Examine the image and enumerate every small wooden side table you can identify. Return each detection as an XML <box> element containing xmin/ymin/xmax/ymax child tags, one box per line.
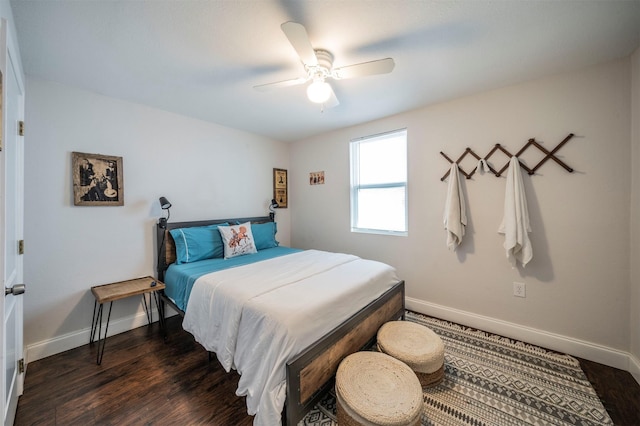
<box><xmin>90</xmin><ymin>276</ymin><xmax>166</xmax><ymax>365</ymax></box>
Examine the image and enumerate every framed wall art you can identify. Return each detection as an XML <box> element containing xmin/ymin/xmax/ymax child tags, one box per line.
<box><xmin>310</xmin><ymin>171</ymin><xmax>324</xmax><ymax>185</ymax></box>
<box><xmin>273</xmin><ymin>168</ymin><xmax>288</xmax><ymax>208</ymax></box>
<box><xmin>72</xmin><ymin>152</ymin><xmax>124</xmax><ymax>206</ymax></box>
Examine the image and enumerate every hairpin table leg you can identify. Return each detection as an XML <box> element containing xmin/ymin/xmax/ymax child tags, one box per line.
<box><xmin>152</xmin><ymin>291</ymin><xmax>167</xmax><ymax>340</ymax></box>
<box><xmin>90</xmin><ymin>301</ymin><xmax>113</xmax><ymax>365</ymax></box>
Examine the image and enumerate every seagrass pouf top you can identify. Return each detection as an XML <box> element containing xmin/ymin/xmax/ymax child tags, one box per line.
<box><xmin>377</xmin><ymin>320</ymin><xmax>445</xmax><ymax>387</ymax></box>
<box><xmin>335</xmin><ymin>351</ymin><xmax>423</xmax><ymax>426</ymax></box>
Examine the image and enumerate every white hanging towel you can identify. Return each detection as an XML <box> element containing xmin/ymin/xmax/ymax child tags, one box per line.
<box><xmin>443</xmin><ymin>163</ymin><xmax>467</xmax><ymax>251</ymax></box>
<box><xmin>498</xmin><ymin>156</ymin><xmax>532</xmax><ymax>267</ymax></box>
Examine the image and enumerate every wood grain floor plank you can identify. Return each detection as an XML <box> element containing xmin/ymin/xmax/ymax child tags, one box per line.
<box><xmin>578</xmin><ymin>357</ymin><xmax>640</xmax><ymax>425</ymax></box>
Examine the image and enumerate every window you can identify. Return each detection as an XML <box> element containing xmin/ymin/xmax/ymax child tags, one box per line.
<box><xmin>350</xmin><ymin>129</ymin><xmax>407</xmax><ymax>235</ymax></box>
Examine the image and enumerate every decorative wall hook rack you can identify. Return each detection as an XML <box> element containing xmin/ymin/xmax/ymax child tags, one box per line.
<box><xmin>440</xmin><ymin>133</ymin><xmax>575</xmax><ymax>181</ymax></box>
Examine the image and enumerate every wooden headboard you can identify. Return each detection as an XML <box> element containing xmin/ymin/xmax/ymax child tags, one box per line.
<box><xmin>155</xmin><ymin>216</ymin><xmax>273</xmax><ymax>282</ymax></box>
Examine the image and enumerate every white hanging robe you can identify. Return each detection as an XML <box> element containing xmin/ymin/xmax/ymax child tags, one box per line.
<box><xmin>498</xmin><ymin>156</ymin><xmax>532</xmax><ymax>267</ymax></box>
<box><xmin>443</xmin><ymin>163</ymin><xmax>467</xmax><ymax>251</ymax></box>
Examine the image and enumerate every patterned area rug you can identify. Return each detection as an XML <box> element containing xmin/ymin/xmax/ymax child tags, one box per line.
<box><xmin>299</xmin><ymin>311</ymin><xmax>612</xmax><ymax>426</ymax></box>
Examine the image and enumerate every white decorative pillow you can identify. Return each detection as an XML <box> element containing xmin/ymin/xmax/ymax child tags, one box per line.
<box><xmin>218</xmin><ymin>222</ymin><xmax>258</xmax><ymax>259</ymax></box>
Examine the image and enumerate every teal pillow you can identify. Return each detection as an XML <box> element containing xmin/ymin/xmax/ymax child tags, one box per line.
<box><xmin>169</xmin><ymin>223</ymin><xmax>227</xmax><ymax>264</ymax></box>
<box><xmin>251</xmin><ymin>222</ymin><xmax>279</xmax><ymax>250</ymax></box>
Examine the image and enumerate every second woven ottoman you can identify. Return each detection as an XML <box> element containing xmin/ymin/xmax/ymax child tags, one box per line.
<box><xmin>335</xmin><ymin>351</ymin><xmax>423</xmax><ymax>426</ymax></box>
<box><xmin>377</xmin><ymin>320</ymin><xmax>445</xmax><ymax>387</ymax></box>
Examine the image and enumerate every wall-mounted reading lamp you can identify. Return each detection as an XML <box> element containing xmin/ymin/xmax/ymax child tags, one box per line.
<box><xmin>269</xmin><ymin>198</ymin><xmax>279</xmax><ymax>221</ymax></box>
<box><xmin>158</xmin><ymin>196</ymin><xmax>171</xmax><ymax>229</ymax></box>
<box><xmin>157</xmin><ymin>196</ymin><xmax>172</xmax><ymax>273</ymax></box>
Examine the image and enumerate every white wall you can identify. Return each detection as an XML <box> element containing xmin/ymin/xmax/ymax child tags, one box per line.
<box><xmin>23</xmin><ymin>79</ymin><xmax>290</xmax><ymax>361</ymax></box>
<box><xmin>290</xmin><ymin>58</ymin><xmax>633</xmax><ymax>369</ymax></box>
<box><xmin>631</xmin><ymin>46</ymin><xmax>640</xmax><ymax>381</ymax></box>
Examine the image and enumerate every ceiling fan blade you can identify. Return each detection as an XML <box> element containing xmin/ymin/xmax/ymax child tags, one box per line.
<box><xmin>323</xmin><ymin>84</ymin><xmax>340</xmax><ymax>109</ymax></box>
<box><xmin>253</xmin><ymin>76</ymin><xmax>308</xmax><ymax>92</ymax></box>
<box><xmin>332</xmin><ymin>58</ymin><xmax>395</xmax><ymax>80</ymax></box>
<box><xmin>281</xmin><ymin>21</ymin><xmax>318</xmax><ymax>66</ymax></box>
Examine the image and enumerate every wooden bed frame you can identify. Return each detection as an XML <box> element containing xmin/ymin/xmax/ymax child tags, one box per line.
<box><xmin>155</xmin><ymin>216</ymin><xmax>405</xmax><ymax>426</ymax></box>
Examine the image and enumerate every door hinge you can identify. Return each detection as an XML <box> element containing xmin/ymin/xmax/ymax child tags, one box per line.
<box><xmin>18</xmin><ymin>359</ymin><xmax>24</xmax><ymax>374</ymax></box>
<box><xmin>18</xmin><ymin>121</ymin><xmax>24</xmax><ymax>136</ymax></box>
<box><xmin>18</xmin><ymin>240</ymin><xmax>24</xmax><ymax>255</ymax></box>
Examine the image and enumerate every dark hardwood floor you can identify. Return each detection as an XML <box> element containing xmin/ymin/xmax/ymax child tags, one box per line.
<box><xmin>578</xmin><ymin>357</ymin><xmax>640</xmax><ymax>426</ymax></box>
<box><xmin>15</xmin><ymin>315</ymin><xmax>640</xmax><ymax>425</ymax></box>
<box><xmin>16</xmin><ymin>316</ymin><xmax>253</xmax><ymax>426</ymax></box>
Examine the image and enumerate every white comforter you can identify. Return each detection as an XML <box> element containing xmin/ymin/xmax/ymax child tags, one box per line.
<box><xmin>182</xmin><ymin>249</ymin><xmax>399</xmax><ymax>426</ymax></box>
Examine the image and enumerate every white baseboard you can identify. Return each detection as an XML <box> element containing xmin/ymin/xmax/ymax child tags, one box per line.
<box><xmin>406</xmin><ymin>297</ymin><xmax>638</xmax><ymax>383</ymax></box>
<box><xmin>630</xmin><ymin>353</ymin><xmax>640</xmax><ymax>384</ymax></box>
<box><xmin>25</xmin><ymin>307</ymin><xmax>176</xmax><ymax>364</ymax></box>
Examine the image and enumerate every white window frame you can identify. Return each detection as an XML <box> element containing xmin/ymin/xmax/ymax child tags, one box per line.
<box><xmin>350</xmin><ymin>129</ymin><xmax>408</xmax><ymax>236</ymax></box>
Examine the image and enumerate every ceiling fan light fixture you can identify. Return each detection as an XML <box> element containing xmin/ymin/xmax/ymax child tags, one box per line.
<box><xmin>254</xmin><ymin>22</ymin><xmax>394</xmax><ymax>110</ymax></box>
<box><xmin>307</xmin><ymin>79</ymin><xmax>331</xmax><ymax>104</ymax></box>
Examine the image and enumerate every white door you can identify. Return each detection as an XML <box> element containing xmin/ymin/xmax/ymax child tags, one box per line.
<box><xmin>0</xmin><ymin>19</ymin><xmax>25</xmax><ymax>426</ymax></box>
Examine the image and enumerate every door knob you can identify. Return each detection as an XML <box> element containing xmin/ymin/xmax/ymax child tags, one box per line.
<box><xmin>5</xmin><ymin>284</ymin><xmax>25</xmax><ymax>296</ymax></box>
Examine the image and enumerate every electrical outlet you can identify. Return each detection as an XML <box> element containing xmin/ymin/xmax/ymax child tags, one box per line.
<box><xmin>513</xmin><ymin>282</ymin><xmax>526</xmax><ymax>298</ymax></box>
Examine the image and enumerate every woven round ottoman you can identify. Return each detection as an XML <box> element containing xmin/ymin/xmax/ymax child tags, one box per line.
<box><xmin>377</xmin><ymin>321</ymin><xmax>445</xmax><ymax>387</ymax></box>
<box><xmin>335</xmin><ymin>351</ymin><xmax>423</xmax><ymax>426</ymax></box>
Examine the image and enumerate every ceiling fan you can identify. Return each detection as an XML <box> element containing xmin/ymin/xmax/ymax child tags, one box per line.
<box><xmin>254</xmin><ymin>21</ymin><xmax>395</xmax><ymax>108</ymax></box>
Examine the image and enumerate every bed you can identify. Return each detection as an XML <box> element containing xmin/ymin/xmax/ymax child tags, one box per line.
<box><xmin>156</xmin><ymin>216</ymin><xmax>405</xmax><ymax>426</ymax></box>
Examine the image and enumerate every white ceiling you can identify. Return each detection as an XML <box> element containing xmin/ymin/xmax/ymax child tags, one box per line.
<box><xmin>10</xmin><ymin>0</ymin><xmax>640</xmax><ymax>142</ymax></box>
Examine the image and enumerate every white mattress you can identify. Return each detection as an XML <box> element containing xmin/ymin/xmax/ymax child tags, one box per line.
<box><xmin>182</xmin><ymin>249</ymin><xmax>399</xmax><ymax>426</ymax></box>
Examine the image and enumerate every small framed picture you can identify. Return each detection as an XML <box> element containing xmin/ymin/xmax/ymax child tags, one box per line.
<box><xmin>273</xmin><ymin>168</ymin><xmax>287</xmax><ymax>208</ymax></box>
<box><xmin>310</xmin><ymin>171</ymin><xmax>325</xmax><ymax>185</ymax></box>
<box><xmin>72</xmin><ymin>152</ymin><xmax>124</xmax><ymax>206</ymax></box>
